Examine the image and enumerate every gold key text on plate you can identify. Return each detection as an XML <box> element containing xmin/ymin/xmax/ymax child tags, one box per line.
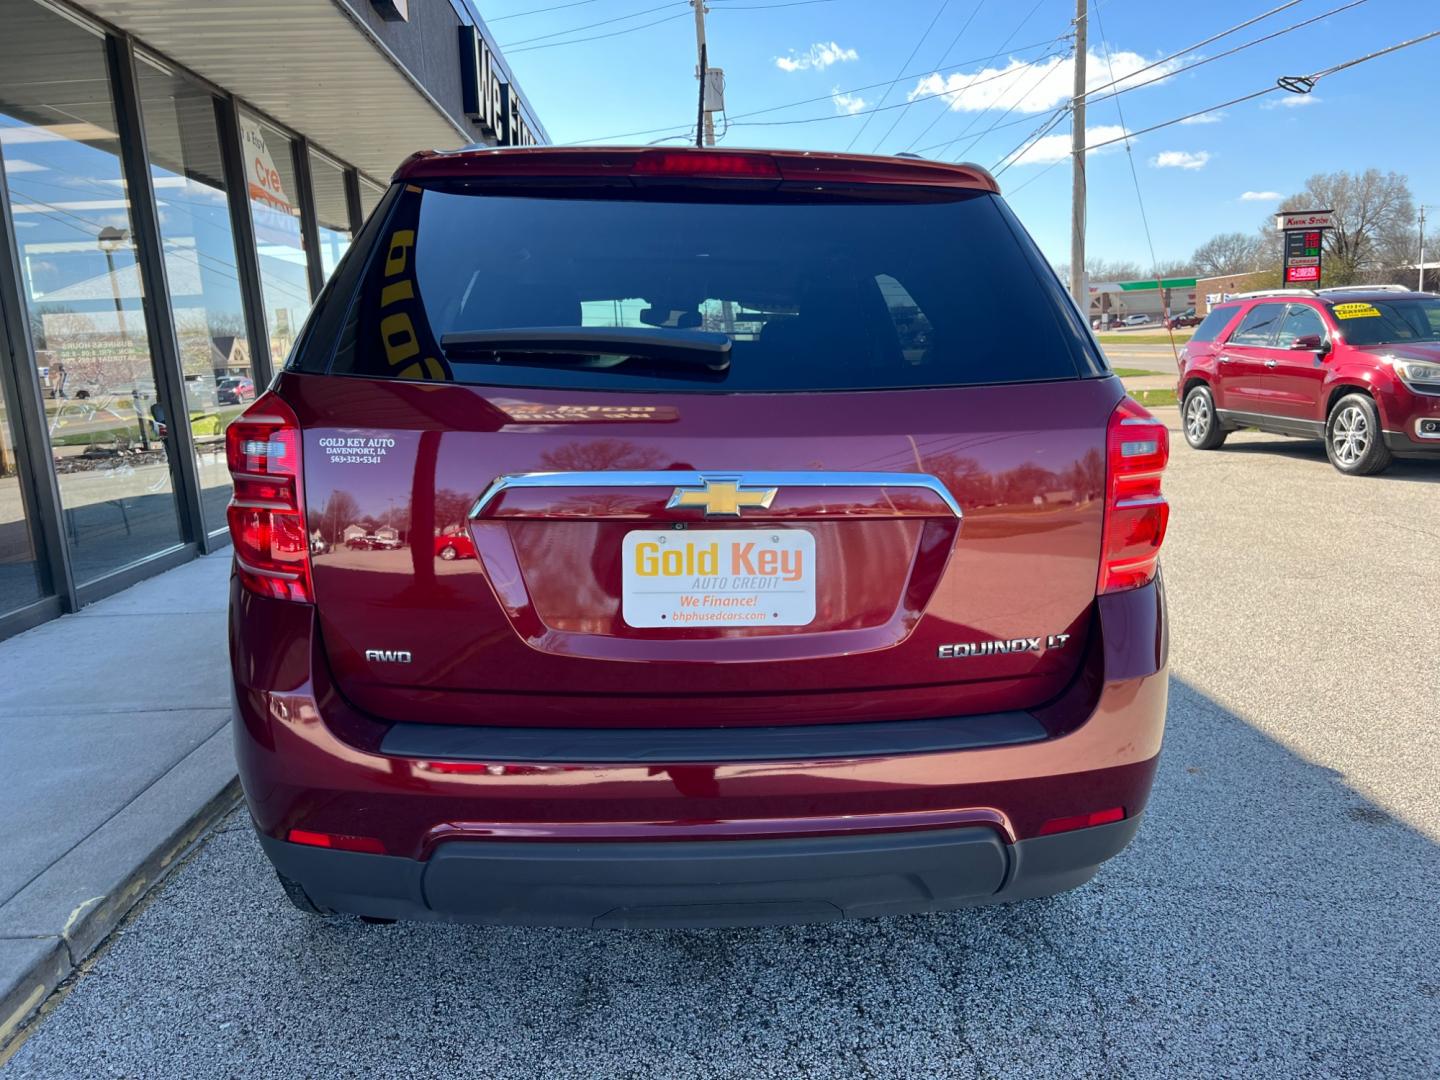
<box><xmin>667</xmin><ymin>479</ymin><xmax>779</xmax><ymax>517</ymax></box>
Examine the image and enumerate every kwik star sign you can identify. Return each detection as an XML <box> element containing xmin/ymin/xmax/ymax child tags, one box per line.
<box><xmin>1277</xmin><ymin>209</ymin><xmax>1333</xmax><ymax>285</ymax></box>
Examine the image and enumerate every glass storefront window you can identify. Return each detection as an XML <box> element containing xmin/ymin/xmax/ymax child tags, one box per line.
<box><xmin>308</xmin><ymin>150</ymin><xmax>352</xmax><ymax>280</ymax></box>
<box><xmin>357</xmin><ymin>177</ymin><xmax>384</xmax><ymax>226</ymax></box>
<box><xmin>0</xmin><ymin>338</ymin><xmax>45</xmax><ymax>615</ymax></box>
<box><xmin>239</xmin><ymin>111</ymin><xmax>311</xmax><ymax>364</ymax></box>
<box><xmin>135</xmin><ymin>55</ymin><xmax>255</xmax><ymax>535</ymax></box>
<box><xmin>1</xmin><ymin>1</ymin><xmax>184</xmax><ymax>585</ymax></box>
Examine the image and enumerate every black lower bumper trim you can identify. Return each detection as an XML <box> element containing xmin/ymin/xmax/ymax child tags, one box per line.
<box><xmin>257</xmin><ymin>814</ymin><xmax>1142</xmax><ymax>928</ymax></box>
<box><xmin>379</xmin><ymin>710</ymin><xmax>1048</xmax><ymax>765</ymax></box>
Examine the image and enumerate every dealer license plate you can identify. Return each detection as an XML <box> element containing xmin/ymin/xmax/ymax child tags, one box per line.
<box><xmin>621</xmin><ymin>529</ymin><xmax>816</xmax><ymax>628</ymax></box>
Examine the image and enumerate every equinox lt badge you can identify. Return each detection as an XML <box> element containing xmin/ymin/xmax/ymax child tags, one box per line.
<box><xmin>938</xmin><ymin>634</ymin><xmax>1070</xmax><ymax>659</ymax></box>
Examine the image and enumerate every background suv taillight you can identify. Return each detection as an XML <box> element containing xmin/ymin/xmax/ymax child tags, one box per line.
<box><xmin>225</xmin><ymin>392</ymin><xmax>312</xmax><ymax>602</ymax></box>
<box><xmin>1099</xmin><ymin>397</ymin><xmax>1170</xmax><ymax>594</ymax></box>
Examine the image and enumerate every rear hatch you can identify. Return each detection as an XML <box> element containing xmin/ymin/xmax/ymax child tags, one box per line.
<box><xmin>287</xmin><ymin>149</ymin><xmax>1118</xmax><ymax>728</ymax></box>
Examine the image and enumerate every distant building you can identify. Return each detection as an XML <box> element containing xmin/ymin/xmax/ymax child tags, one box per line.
<box><xmin>1088</xmin><ymin>278</ymin><xmax>1199</xmax><ymax>326</ymax></box>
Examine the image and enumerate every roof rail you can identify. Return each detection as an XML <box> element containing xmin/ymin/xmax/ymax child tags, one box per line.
<box><xmin>1226</xmin><ymin>288</ymin><xmax>1317</xmax><ymax>300</ymax></box>
<box><xmin>1314</xmin><ymin>284</ymin><xmax>1411</xmax><ymax>294</ymax></box>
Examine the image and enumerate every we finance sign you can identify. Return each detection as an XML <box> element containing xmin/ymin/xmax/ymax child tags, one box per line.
<box><xmin>459</xmin><ymin>25</ymin><xmax>537</xmax><ymax>147</ymax></box>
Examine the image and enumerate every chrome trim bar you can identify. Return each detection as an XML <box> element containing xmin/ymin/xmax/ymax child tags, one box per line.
<box><xmin>470</xmin><ymin>470</ymin><xmax>963</xmax><ymax>519</ymax></box>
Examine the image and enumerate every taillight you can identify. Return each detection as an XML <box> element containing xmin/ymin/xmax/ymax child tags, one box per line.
<box><xmin>1099</xmin><ymin>396</ymin><xmax>1170</xmax><ymax>594</ymax></box>
<box><xmin>226</xmin><ymin>392</ymin><xmax>312</xmax><ymax>602</ymax></box>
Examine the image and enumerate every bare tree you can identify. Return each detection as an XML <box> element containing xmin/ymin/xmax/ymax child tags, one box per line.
<box><xmin>1266</xmin><ymin>170</ymin><xmax>1416</xmax><ymax>284</ymax></box>
<box><xmin>1192</xmin><ymin>232</ymin><xmax>1263</xmax><ymax>277</ymax></box>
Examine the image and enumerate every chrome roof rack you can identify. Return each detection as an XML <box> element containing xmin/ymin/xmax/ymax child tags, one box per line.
<box><xmin>1314</xmin><ymin>284</ymin><xmax>1411</xmax><ymax>294</ymax></box>
<box><xmin>1226</xmin><ymin>288</ymin><xmax>1318</xmax><ymax>300</ymax></box>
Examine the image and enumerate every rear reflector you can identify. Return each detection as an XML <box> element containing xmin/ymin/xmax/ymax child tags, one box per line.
<box><xmin>225</xmin><ymin>392</ymin><xmax>313</xmax><ymax>602</ymax></box>
<box><xmin>1099</xmin><ymin>396</ymin><xmax>1170</xmax><ymax>594</ymax></box>
<box><xmin>1037</xmin><ymin>807</ymin><xmax>1125</xmax><ymax>836</ymax></box>
<box><xmin>632</xmin><ymin>150</ymin><xmax>781</xmax><ymax>179</ymax></box>
<box><xmin>287</xmin><ymin>829</ymin><xmax>386</xmax><ymax>855</ymax></box>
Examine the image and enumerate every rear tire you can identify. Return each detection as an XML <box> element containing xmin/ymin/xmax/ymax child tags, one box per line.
<box><xmin>439</xmin><ymin>544</ymin><xmax>458</xmax><ymax>561</ymax></box>
<box><xmin>1182</xmin><ymin>385</ymin><xmax>1227</xmax><ymax>449</ymax></box>
<box><xmin>276</xmin><ymin>871</ymin><xmax>333</xmax><ymax>916</ymax></box>
<box><xmin>1325</xmin><ymin>393</ymin><xmax>1392</xmax><ymax>475</ymax></box>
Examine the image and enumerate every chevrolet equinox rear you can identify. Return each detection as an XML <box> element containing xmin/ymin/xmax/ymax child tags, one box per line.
<box><xmin>228</xmin><ymin>147</ymin><xmax>1170</xmax><ymax>928</ymax></box>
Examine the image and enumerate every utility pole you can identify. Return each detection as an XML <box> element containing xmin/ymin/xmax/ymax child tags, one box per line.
<box><xmin>691</xmin><ymin>0</ymin><xmax>716</xmax><ymax>147</ymax></box>
<box><xmin>1070</xmin><ymin>0</ymin><xmax>1088</xmax><ymax>314</ymax></box>
<box><xmin>1418</xmin><ymin>205</ymin><xmax>1427</xmax><ymax>292</ymax></box>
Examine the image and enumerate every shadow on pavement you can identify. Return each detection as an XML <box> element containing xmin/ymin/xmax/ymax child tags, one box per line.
<box><xmin>3</xmin><ymin>677</ymin><xmax>1438</xmax><ymax>1079</ymax></box>
<box><xmin>1217</xmin><ymin>435</ymin><xmax>1440</xmax><ymax>484</ymax></box>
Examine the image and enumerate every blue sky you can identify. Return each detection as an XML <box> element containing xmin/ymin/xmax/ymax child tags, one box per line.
<box><xmin>491</xmin><ymin>0</ymin><xmax>1440</xmax><ymax>268</ymax></box>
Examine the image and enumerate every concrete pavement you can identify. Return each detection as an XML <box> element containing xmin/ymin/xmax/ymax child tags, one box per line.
<box><xmin>2</xmin><ymin>424</ymin><xmax>1437</xmax><ymax>1077</ymax></box>
<box><xmin>0</xmin><ymin>552</ymin><xmax>237</xmax><ymax>1045</ymax></box>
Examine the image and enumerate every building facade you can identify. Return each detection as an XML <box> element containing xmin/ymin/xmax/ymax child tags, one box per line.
<box><xmin>0</xmin><ymin>0</ymin><xmax>543</xmax><ymax>640</ymax></box>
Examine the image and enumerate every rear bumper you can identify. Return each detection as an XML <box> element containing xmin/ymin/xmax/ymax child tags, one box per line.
<box><xmin>259</xmin><ymin>814</ymin><xmax>1142</xmax><ymax>927</ymax></box>
<box><xmin>232</xmin><ymin>576</ymin><xmax>1168</xmax><ymax>925</ymax></box>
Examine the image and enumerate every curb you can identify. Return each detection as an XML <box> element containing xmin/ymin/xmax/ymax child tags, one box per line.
<box><xmin>0</xmin><ymin>731</ymin><xmax>240</xmax><ymax>1049</ymax></box>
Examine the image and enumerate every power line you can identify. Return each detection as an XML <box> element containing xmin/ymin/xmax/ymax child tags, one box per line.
<box><xmin>994</xmin><ymin>0</ymin><xmax>1373</xmax><ymax>178</ymax></box>
<box><xmin>991</xmin><ymin>104</ymin><xmax>1069</xmax><ymax>175</ymax></box>
<box><xmin>871</xmin><ymin>0</ymin><xmax>990</xmax><ymax>153</ymax></box>
<box><xmin>499</xmin><ymin>1</ymin><xmax>684</xmax><ymax>47</ymax></box>
<box><xmin>488</xmin><ymin>0</ymin><xmax>602</xmax><ymax>22</ymax></box>
<box><xmin>1002</xmin><ymin>27</ymin><xmax>1440</xmax><ymax>196</ymax></box>
<box><xmin>506</xmin><ymin>9</ymin><xmax>690</xmax><ymax>52</ymax></box>
<box><xmin>725</xmin><ymin>50</ymin><xmax>1069</xmax><ymax>128</ymax></box>
<box><xmin>561</xmin><ymin>38</ymin><xmax>1066</xmax><ymax>143</ymax></box>
<box><xmin>1079</xmin><ymin>0</ymin><xmax>1307</xmax><ymax>100</ymax></box>
<box><xmin>708</xmin><ymin>0</ymin><xmax>846</xmax><ymax>8</ymax></box>
<box><xmin>1085</xmin><ymin>28</ymin><xmax>1440</xmax><ymax>152</ymax></box>
<box><xmin>1092</xmin><ymin>0</ymin><xmax>1175</xmax><ymax>357</ymax></box>
<box><xmin>1080</xmin><ymin>0</ymin><xmax>1369</xmax><ymax>112</ymax></box>
<box><xmin>846</xmin><ymin>0</ymin><xmax>952</xmax><ymax>152</ymax></box>
<box><xmin>901</xmin><ymin>0</ymin><xmax>1053</xmax><ymax>155</ymax></box>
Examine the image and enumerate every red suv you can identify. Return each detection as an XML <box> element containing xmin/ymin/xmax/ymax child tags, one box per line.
<box><xmin>1179</xmin><ymin>286</ymin><xmax>1440</xmax><ymax>474</ymax></box>
<box><xmin>226</xmin><ymin>147</ymin><xmax>1170</xmax><ymax>928</ymax></box>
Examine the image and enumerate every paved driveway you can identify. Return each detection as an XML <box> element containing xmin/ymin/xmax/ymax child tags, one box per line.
<box><xmin>4</xmin><ymin>425</ymin><xmax>1438</xmax><ymax>1079</ymax></box>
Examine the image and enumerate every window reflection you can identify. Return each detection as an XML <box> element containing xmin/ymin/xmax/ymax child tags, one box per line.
<box><xmin>0</xmin><ymin>1</ymin><xmax>183</xmax><ymax>584</ymax></box>
<box><xmin>239</xmin><ymin>111</ymin><xmax>312</xmax><ymax>363</ymax></box>
<box><xmin>0</xmin><ymin>328</ymin><xmax>45</xmax><ymax>615</ymax></box>
<box><xmin>308</xmin><ymin>150</ymin><xmax>352</xmax><ymax>280</ymax></box>
<box><xmin>137</xmin><ymin>54</ymin><xmax>254</xmax><ymax>534</ymax></box>
<box><xmin>357</xmin><ymin>177</ymin><xmax>384</xmax><ymax>228</ymax></box>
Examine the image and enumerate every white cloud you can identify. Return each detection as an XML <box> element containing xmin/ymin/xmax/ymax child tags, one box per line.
<box><xmin>776</xmin><ymin>41</ymin><xmax>858</xmax><ymax>73</ymax></box>
<box><xmin>908</xmin><ymin>49</ymin><xmax>1182</xmax><ymax>115</ymax></box>
<box><xmin>832</xmin><ymin>89</ymin><xmax>867</xmax><ymax>115</ymax></box>
<box><xmin>1263</xmin><ymin>94</ymin><xmax>1320</xmax><ymax>109</ymax></box>
<box><xmin>1179</xmin><ymin>111</ymin><xmax>1223</xmax><ymax>125</ymax></box>
<box><xmin>1150</xmin><ymin>150</ymin><xmax>1210</xmax><ymax>170</ymax></box>
<box><xmin>1007</xmin><ymin>124</ymin><xmax>1131</xmax><ymax>167</ymax></box>
<box><xmin>1240</xmin><ymin>190</ymin><xmax>1283</xmax><ymax>201</ymax></box>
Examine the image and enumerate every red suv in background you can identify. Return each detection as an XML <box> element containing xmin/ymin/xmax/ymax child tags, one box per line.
<box><xmin>226</xmin><ymin>146</ymin><xmax>1170</xmax><ymax>928</ymax></box>
<box><xmin>1178</xmin><ymin>286</ymin><xmax>1440</xmax><ymax>474</ymax></box>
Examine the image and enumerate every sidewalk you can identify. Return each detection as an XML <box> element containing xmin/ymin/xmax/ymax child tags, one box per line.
<box><xmin>0</xmin><ymin>552</ymin><xmax>237</xmax><ymax>1045</ymax></box>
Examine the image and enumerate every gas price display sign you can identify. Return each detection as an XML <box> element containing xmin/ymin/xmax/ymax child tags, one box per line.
<box><xmin>1279</xmin><ymin>211</ymin><xmax>1331</xmax><ymax>285</ymax></box>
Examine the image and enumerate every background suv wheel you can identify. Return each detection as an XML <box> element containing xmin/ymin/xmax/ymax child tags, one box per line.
<box><xmin>1182</xmin><ymin>385</ymin><xmax>1227</xmax><ymax>450</ymax></box>
<box><xmin>1325</xmin><ymin>393</ymin><xmax>1393</xmax><ymax>475</ymax></box>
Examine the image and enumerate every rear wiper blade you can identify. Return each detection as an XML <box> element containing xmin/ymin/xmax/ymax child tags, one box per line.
<box><xmin>439</xmin><ymin>326</ymin><xmax>731</xmax><ymax>373</ymax></box>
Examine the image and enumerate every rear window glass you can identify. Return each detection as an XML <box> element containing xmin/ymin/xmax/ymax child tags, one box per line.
<box><xmin>1190</xmin><ymin>307</ymin><xmax>1235</xmax><ymax>343</ymax></box>
<box><xmin>326</xmin><ymin>187</ymin><xmax>1089</xmax><ymax>392</ymax></box>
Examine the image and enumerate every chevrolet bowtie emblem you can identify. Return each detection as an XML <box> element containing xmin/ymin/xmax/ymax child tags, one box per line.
<box><xmin>667</xmin><ymin>478</ymin><xmax>779</xmax><ymax>517</ymax></box>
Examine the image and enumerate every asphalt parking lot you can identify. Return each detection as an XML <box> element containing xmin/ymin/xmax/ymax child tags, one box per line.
<box><xmin>4</xmin><ymin>417</ymin><xmax>1438</xmax><ymax>1079</ymax></box>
